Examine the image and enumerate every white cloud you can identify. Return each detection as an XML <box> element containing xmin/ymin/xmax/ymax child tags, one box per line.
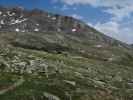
<box><xmin>94</xmin><ymin>21</ymin><xmax>133</xmax><ymax>44</ymax></box>
<box><xmin>71</xmin><ymin>14</ymin><xmax>83</xmax><ymax>20</ymax></box>
<box><xmin>104</xmin><ymin>4</ymin><xmax>133</xmax><ymax>21</ymax></box>
<box><xmin>61</xmin><ymin>5</ymin><xmax>69</xmax><ymax>11</ymax></box>
<box><xmin>56</xmin><ymin>0</ymin><xmax>133</xmax><ymax>21</ymax></box>
<box><xmin>58</xmin><ymin>0</ymin><xmax>97</xmax><ymax>5</ymax></box>
<box><xmin>87</xmin><ymin>22</ymin><xmax>94</xmax><ymax>27</ymax></box>
<box><xmin>95</xmin><ymin>21</ymin><xmax>119</xmax><ymax>35</ymax></box>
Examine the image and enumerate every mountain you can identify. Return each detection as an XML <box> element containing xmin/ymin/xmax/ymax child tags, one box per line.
<box><xmin>0</xmin><ymin>6</ymin><xmax>133</xmax><ymax>100</ymax></box>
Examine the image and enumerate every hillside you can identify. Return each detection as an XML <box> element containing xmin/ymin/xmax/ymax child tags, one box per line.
<box><xmin>0</xmin><ymin>7</ymin><xmax>133</xmax><ymax>100</ymax></box>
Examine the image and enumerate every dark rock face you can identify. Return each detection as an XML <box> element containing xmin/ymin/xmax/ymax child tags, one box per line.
<box><xmin>0</xmin><ymin>6</ymin><xmax>129</xmax><ymax>49</ymax></box>
<box><xmin>0</xmin><ymin>6</ymin><xmax>84</xmax><ymax>33</ymax></box>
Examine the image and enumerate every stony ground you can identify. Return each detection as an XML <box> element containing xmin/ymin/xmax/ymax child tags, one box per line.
<box><xmin>0</xmin><ymin>45</ymin><xmax>133</xmax><ymax>100</ymax></box>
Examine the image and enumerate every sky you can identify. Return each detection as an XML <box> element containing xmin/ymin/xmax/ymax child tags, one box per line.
<box><xmin>0</xmin><ymin>0</ymin><xmax>133</xmax><ymax>44</ymax></box>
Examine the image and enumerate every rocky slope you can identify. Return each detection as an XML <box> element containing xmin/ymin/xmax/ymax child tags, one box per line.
<box><xmin>0</xmin><ymin>6</ymin><xmax>133</xmax><ymax>100</ymax></box>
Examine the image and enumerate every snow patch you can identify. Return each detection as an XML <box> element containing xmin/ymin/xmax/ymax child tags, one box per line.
<box><xmin>36</xmin><ymin>24</ymin><xmax>39</xmax><ymax>26</ymax></box>
<box><xmin>3</xmin><ymin>14</ymin><xmax>6</xmax><ymax>17</ymax></box>
<box><xmin>10</xmin><ymin>18</ymin><xmax>27</xmax><ymax>25</ymax></box>
<box><xmin>72</xmin><ymin>28</ymin><xmax>77</xmax><ymax>32</ymax></box>
<box><xmin>34</xmin><ymin>28</ymin><xmax>39</xmax><ymax>32</ymax></box>
<box><xmin>15</xmin><ymin>28</ymin><xmax>20</xmax><ymax>32</ymax></box>
<box><xmin>57</xmin><ymin>28</ymin><xmax>61</xmax><ymax>32</ymax></box>
<box><xmin>7</xmin><ymin>11</ymin><xmax>15</xmax><ymax>16</ymax></box>
<box><xmin>52</xmin><ymin>17</ymin><xmax>56</xmax><ymax>20</ymax></box>
<box><xmin>0</xmin><ymin>20</ymin><xmax>4</xmax><ymax>25</ymax></box>
<box><xmin>21</xmin><ymin>30</ymin><xmax>25</xmax><ymax>32</ymax></box>
<box><xmin>19</xmin><ymin>15</ymin><xmax>24</xmax><ymax>18</ymax></box>
<box><xmin>0</xmin><ymin>11</ymin><xmax>2</xmax><ymax>15</ymax></box>
<box><xmin>95</xmin><ymin>45</ymin><xmax>103</xmax><ymax>48</ymax></box>
<box><xmin>47</xmin><ymin>15</ymin><xmax>51</xmax><ymax>18</ymax></box>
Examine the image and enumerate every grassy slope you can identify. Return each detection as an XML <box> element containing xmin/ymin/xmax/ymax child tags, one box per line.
<box><xmin>0</xmin><ymin>46</ymin><xmax>133</xmax><ymax>100</ymax></box>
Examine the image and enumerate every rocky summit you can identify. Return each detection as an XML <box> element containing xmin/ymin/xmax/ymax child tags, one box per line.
<box><xmin>0</xmin><ymin>6</ymin><xmax>133</xmax><ymax>100</ymax></box>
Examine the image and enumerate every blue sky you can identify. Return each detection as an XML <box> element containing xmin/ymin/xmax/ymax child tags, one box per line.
<box><xmin>0</xmin><ymin>0</ymin><xmax>133</xmax><ymax>44</ymax></box>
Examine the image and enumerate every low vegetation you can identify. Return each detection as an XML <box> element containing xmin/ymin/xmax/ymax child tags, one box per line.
<box><xmin>0</xmin><ymin>45</ymin><xmax>133</xmax><ymax>100</ymax></box>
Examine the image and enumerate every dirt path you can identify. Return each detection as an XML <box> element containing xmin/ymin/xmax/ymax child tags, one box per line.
<box><xmin>0</xmin><ymin>77</ymin><xmax>25</xmax><ymax>95</ymax></box>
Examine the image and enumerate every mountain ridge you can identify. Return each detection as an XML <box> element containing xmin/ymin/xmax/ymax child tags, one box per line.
<box><xmin>0</xmin><ymin>6</ymin><xmax>129</xmax><ymax>45</ymax></box>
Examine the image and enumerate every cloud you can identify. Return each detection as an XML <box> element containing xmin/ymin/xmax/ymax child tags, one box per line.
<box><xmin>94</xmin><ymin>21</ymin><xmax>133</xmax><ymax>44</ymax></box>
<box><xmin>55</xmin><ymin>0</ymin><xmax>133</xmax><ymax>21</ymax></box>
<box><xmin>95</xmin><ymin>21</ymin><xmax>119</xmax><ymax>35</ymax></box>
<box><xmin>71</xmin><ymin>14</ymin><xmax>84</xmax><ymax>20</ymax></box>
<box><xmin>104</xmin><ymin>4</ymin><xmax>133</xmax><ymax>21</ymax></box>
<box><xmin>61</xmin><ymin>5</ymin><xmax>69</xmax><ymax>11</ymax></box>
<box><xmin>58</xmin><ymin>0</ymin><xmax>97</xmax><ymax>5</ymax></box>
